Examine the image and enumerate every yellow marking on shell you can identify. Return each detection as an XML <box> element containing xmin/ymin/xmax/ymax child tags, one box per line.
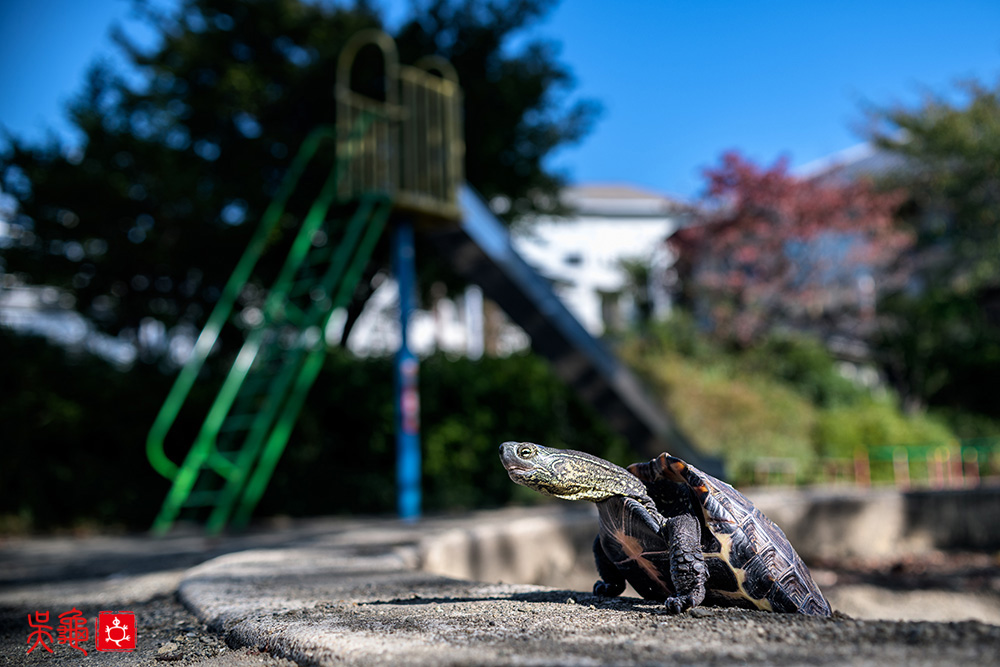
<box><xmin>703</xmin><ymin>523</ymin><xmax>773</xmax><ymax>612</ymax></box>
<box><xmin>708</xmin><ymin>588</ymin><xmax>774</xmax><ymax>610</ymax></box>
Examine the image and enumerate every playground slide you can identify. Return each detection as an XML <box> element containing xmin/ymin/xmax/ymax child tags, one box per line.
<box><xmin>427</xmin><ymin>186</ymin><xmax>720</xmax><ymax>474</ymax></box>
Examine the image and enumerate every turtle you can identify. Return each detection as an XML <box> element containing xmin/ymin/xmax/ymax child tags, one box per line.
<box><xmin>499</xmin><ymin>441</ymin><xmax>831</xmax><ymax>616</ymax></box>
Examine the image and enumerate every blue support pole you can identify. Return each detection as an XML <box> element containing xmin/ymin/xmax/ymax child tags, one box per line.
<box><xmin>392</xmin><ymin>218</ymin><xmax>422</xmax><ymax>521</ymax></box>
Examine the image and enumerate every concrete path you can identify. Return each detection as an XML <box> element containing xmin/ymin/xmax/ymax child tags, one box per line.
<box><xmin>3</xmin><ymin>506</ymin><xmax>1000</xmax><ymax>666</ymax></box>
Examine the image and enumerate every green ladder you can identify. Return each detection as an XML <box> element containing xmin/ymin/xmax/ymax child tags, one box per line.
<box><xmin>147</xmin><ymin>121</ymin><xmax>392</xmax><ymax>534</ymax></box>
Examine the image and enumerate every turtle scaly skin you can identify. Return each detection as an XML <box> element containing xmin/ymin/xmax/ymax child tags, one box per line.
<box><xmin>499</xmin><ymin>441</ymin><xmax>709</xmax><ymax>613</ymax></box>
<box><xmin>499</xmin><ymin>442</ymin><xmax>831</xmax><ymax>616</ymax></box>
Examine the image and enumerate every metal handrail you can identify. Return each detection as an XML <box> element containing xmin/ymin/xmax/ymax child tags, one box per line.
<box><xmin>146</xmin><ymin>119</ymin><xmax>373</xmax><ymax>481</ymax></box>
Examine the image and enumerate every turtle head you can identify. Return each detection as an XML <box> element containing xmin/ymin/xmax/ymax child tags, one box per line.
<box><xmin>499</xmin><ymin>441</ymin><xmax>646</xmax><ymax>502</ymax></box>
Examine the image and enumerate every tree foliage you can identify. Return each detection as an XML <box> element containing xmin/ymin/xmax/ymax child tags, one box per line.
<box><xmin>620</xmin><ymin>317</ymin><xmax>955</xmax><ymax>486</ymax></box>
<box><xmin>872</xmin><ymin>77</ymin><xmax>1000</xmax><ymax>290</ymax></box>
<box><xmin>0</xmin><ymin>328</ymin><xmax>625</xmax><ymax>531</ymax></box>
<box><xmin>672</xmin><ymin>151</ymin><xmax>910</xmax><ymax>344</ymax></box>
<box><xmin>0</xmin><ymin>0</ymin><xmax>599</xmax><ymax>358</ymax></box>
<box><xmin>876</xmin><ymin>287</ymin><xmax>1000</xmax><ymax>416</ymax></box>
<box><xmin>869</xmin><ymin>77</ymin><xmax>1000</xmax><ymax>418</ymax></box>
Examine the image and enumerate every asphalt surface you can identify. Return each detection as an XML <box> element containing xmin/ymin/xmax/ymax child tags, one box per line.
<box><xmin>2</xmin><ymin>510</ymin><xmax>999</xmax><ymax>666</ymax></box>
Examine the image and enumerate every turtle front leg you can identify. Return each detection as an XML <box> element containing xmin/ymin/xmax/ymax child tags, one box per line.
<box><xmin>592</xmin><ymin>535</ymin><xmax>627</xmax><ymax>597</ymax></box>
<box><xmin>659</xmin><ymin>514</ymin><xmax>708</xmax><ymax>614</ymax></box>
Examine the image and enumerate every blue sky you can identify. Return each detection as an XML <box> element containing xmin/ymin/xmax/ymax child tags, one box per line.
<box><xmin>1</xmin><ymin>0</ymin><xmax>999</xmax><ymax>199</ymax></box>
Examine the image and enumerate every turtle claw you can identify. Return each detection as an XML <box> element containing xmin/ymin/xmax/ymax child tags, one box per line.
<box><xmin>662</xmin><ymin>595</ymin><xmax>696</xmax><ymax>614</ymax></box>
<box><xmin>593</xmin><ymin>579</ymin><xmax>625</xmax><ymax>598</ymax></box>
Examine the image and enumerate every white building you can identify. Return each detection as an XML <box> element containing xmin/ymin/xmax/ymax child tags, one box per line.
<box><xmin>512</xmin><ymin>183</ymin><xmax>690</xmax><ymax>336</ymax></box>
<box><xmin>346</xmin><ymin>182</ymin><xmax>690</xmax><ymax>357</ymax></box>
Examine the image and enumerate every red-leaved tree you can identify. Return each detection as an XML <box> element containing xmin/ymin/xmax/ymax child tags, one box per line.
<box><xmin>671</xmin><ymin>151</ymin><xmax>911</xmax><ymax>344</ymax></box>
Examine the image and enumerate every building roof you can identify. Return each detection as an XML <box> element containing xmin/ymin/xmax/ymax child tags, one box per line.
<box><xmin>561</xmin><ymin>183</ymin><xmax>690</xmax><ymax>218</ymax></box>
<box><xmin>796</xmin><ymin>142</ymin><xmax>911</xmax><ymax>186</ymax></box>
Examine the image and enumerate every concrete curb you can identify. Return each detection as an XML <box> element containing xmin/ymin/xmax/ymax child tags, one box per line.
<box><xmin>177</xmin><ymin>507</ymin><xmax>1000</xmax><ymax>666</ymax></box>
<box><xmin>748</xmin><ymin>486</ymin><xmax>1000</xmax><ymax>560</ymax></box>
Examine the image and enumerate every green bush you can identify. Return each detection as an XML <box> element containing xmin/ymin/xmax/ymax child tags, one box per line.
<box><xmin>814</xmin><ymin>400</ymin><xmax>955</xmax><ymax>459</ymax></box>
<box><xmin>623</xmin><ymin>311</ymin><xmax>715</xmax><ymax>363</ymax></box>
<box><xmin>741</xmin><ymin>334</ymin><xmax>869</xmax><ymax>408</ymax></box>
<box><xmin>624</xmin><ymin>348</ymin><xmax>818</xmax><ymax>485</ymax></box>
<box><xmin>930</xmin><ymin>408</ymin><xmax>1000</xmax><ymax>439</ymax></box>
<box><xmin>620</xmin><ymin>315</ymin><xmax>972</xmax><ymax>485</ymax></box>
<box><xmin>2</xmin><ymin>329</ymin><xmax>628</xmax><ymax>531</ymax></box>
<box><xmin>0</xmin><ymin>329</ymin><xmax>174</xmax><ymax>531</ymax></box>
<box><xmin>419</xmin><ymin>352</ymin><xmax>630</xmax><ymax>509</ymax></box>
<box><xmin>253</xmin><ymin>349</ymin><xmax>629</xmax><ymax>518</ymax></box>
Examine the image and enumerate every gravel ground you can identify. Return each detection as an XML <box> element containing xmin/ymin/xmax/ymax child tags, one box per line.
<box><xmin>1</xmin><ymin>593</ymin><xmax>297</xmax><ymax>667</ymax></box>
<box><xmin>0</xmin><ymin>522</ymin><xmax>337</xmax><ymax>667</ymax></box>
<box><xmin>819</xmin><ymin>551</ymin><xmax>1000</xmax><ymax>624</ymax></box>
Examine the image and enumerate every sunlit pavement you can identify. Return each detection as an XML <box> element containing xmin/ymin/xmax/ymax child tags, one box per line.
<box><xmin>3</xmin><ymin>500</ymin><xmax>1000</xmax><ymax>666</ymax></box>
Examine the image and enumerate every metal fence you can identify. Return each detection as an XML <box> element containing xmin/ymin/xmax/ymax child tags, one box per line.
<box><xmin>750</xmin><ymin>438</ymin><xmax>1000</xmax><ymax>488</ymax></box>
<box><xmin>335</xmin><ymin>30</ymin><xmax>464</xmax><ymax>223</ymax></box>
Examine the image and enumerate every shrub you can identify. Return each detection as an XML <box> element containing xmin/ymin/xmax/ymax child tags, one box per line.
<box><xmin>629</xmin><ymin>348</ymin><xmax>818</xmax><ymax>485</ymax></box>
<box><xmin>3</xmin><ymin>329</ymin><xmax>627</xmax><ymax>530</ymax></box>
<box><xmin>260</xmin><ymin>349</ymin><xmax>629</xmax><ymax>517</ymax></box>
<box><xmin>814</xmin><ymin>400</ymin><xmax>955</xmax><ymax>459</ymax></box>
<box><xmin>741</xmin><ymin>334</ymin><xmax>869</xmax><ymax>408</ymax></box>
<box><xmin>621</xmin><ymin>316</ymin><xmax>964</xmax><ymax>485</ymax></box>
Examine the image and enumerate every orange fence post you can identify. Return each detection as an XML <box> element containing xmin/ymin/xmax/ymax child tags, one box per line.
<box><xmin>962</xmin><ymin>448</ymin><xmax>980</xmax><ymax>488</ymax></box>
<box><xmin>854</xmin><ymin>450</ymin><xmax>871</xmax><ymax>487</ymax></box>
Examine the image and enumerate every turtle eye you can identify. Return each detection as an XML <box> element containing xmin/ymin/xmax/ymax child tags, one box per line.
<box><xmin>518</xmin><ymin>445</ymin><xmax>535</xmax><ymax>459</ymax></box>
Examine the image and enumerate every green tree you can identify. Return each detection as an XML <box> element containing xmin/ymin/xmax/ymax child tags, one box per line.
<box><xmin>876</xmin><ymin>286</ymin><xmax>1000</xmax><ymax>418</ymax></box>
<box><xmin>870</xmin><ymin>77</ymin><xmax>1000</xmax><ymax>419</ymax></box>
<box><xmin>0</xmin><ymin>0</ymin><xmax>599</xmax><ymax>359</ymax></box>
<box><xmin>872</xmin><ymin>77</ymin><xmax>1000</xmax><ymax>290</ymax></box>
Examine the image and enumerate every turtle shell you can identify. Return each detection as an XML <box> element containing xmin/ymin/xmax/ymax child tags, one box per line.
<box><xmin>628</xmin><ymin>453</ymin><xmax>831</xmax><ymax>616</ymax></box>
